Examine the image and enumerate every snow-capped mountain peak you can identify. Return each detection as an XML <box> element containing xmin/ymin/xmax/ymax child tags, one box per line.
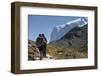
<box><xmin>50</xmin><ymin>17</ymin><xmax>88</xmax><ymax>42</ymax></box>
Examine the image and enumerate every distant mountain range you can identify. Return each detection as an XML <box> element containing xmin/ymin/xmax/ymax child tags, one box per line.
<box><xmin>50</xmin><ymin>17</ymin><xmax>88</xmax><ymax>42</ymax></box>
<box><xmin>48</xmin><ymin>18</ymin><xmax>88</xmax><ymax>59</ymax></box>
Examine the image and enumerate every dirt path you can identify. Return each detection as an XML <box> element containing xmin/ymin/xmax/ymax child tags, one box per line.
<box><xmin>42</xmin><ymin>54</ymin><xmax>54</xmax><ymax>60</ymax></box>
<box><xmin>34</xmin><ymin>53</ymin><xmax>54</xmax><ymax>61</ymax></box>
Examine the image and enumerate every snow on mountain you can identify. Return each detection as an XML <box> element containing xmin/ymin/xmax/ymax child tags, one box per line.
<box><xmin>50</xmin><ymin>17</ymin><xmax>88</xmax><ymax>42</ymax></box>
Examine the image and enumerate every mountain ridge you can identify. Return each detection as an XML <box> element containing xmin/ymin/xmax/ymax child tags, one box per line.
<box><xmin>50</xmin><ymin>17</ymin><xmax>88</xmax><ymax>42</ymax></box>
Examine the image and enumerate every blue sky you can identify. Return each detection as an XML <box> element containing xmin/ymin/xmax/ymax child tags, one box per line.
<box><xmin>28</xmin><ymin>15</ymin><xmax>82</xmax><ymax>42</ymax></box>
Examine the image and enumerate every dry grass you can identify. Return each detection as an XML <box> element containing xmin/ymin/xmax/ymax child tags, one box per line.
<box><xmin>47</xmin><ymin>44</ymin><xmax>87</xmax><ymax>59</ymax></box>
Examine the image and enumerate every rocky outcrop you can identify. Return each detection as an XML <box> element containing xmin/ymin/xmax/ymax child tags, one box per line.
<box><xmin>28</xmin><ymin>40</ymin><xmax>40</xmax><ymax>60</ymax></box>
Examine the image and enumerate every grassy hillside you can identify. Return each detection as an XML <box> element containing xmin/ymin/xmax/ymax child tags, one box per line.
<box><xmin>48</xmin><ymin>43</ymin><xmax>87</xmax><ymax>59</ymax></box>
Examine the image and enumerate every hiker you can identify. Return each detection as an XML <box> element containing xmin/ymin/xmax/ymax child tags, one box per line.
<box><xmin>41</xmin><ymin>34</ymin><xmax>47</xmax><ymax>58</ymax></box>
<box><xmin>36</xmin><ymin>34</ymin><xmax>44</xmax><ymax>60</ymax></box>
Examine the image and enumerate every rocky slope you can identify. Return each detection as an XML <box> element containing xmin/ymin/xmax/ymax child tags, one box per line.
<box><xmin>48</xmin><ymin>24</ymin><xmax>88</xmax><ymax>59</ymax></box>
<box><xmin>28</xmin><ymin>40</ymin><xmax>53</xmax><ymax>60</ymax></box>
<box><xmin>28</xmin><ymin>40</ymin><xmax>40</xmax><ymax>60</ymax></box>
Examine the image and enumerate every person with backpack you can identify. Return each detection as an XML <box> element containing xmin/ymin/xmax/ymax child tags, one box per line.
<box><xmin>41</xmin><ymin>34</ymin><xmax>47</xmax><ymax>58</ymax></box>
<box><xmin>36</xmin><ymin>34</ymin><xmax>44</xmax><ymax>60</ymax></box>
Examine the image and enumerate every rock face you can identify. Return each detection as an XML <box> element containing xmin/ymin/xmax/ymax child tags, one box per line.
<box><xmin>50</xmin><ymin>17</ymin><xmax>88</xmax><ymax>42</ymax></box>
<box><xmin>59</xmin><ymin>24</ymin><xmax>88</xmax><ymax>51</ymax></box>
<box><xmin>28</xmin><ymin>40</ymin><xmax>40</xmax><ymax>60</ymax></box>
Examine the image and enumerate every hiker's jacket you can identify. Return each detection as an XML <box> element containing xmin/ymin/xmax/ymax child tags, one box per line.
<box><xmin>36</xmin><ymin>37</ymin><xmax>43</xmax><ymax>47</ymax></box>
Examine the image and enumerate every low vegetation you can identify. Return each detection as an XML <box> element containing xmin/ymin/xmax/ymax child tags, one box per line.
<box><xmin>48</xmin><ymin>43</ymin><xmax>87</xmax><ymax>59</ymax></box>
